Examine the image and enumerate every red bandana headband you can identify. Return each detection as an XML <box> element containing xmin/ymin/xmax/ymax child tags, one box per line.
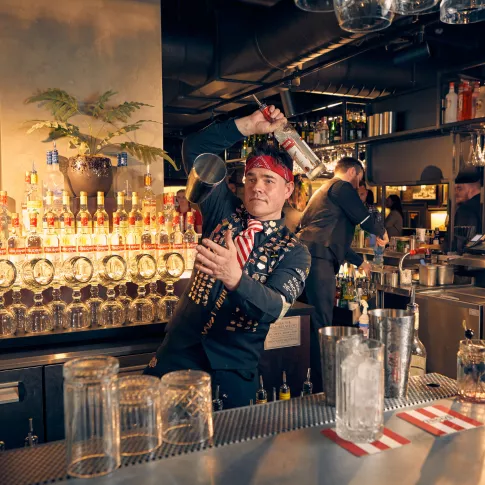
<box><xmin>245</xmin><ymin>155</ymin><xmax>294</xmax><ymax>183</ymax></box>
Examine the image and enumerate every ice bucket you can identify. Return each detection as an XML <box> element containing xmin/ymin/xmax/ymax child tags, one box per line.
<box><xmin>186</xmin><ymin>153</ymin><xmax>227</xmax><ymax>205</ymax></box>
<box><xmin>319</xmin><ymin>326</ymin><xmax>362</xmax><ymax>406</ymax></box>
<box><xmin>368</xmin><ymin>309</ymin><xmax>415</xmax><ymax>398</ymax></box>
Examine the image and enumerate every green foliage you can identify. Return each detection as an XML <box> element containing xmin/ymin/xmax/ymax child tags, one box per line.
<box><xmin>25</xmin><ymin>88</ymin><xmax>178</xmax><ymax>169</ymax></box>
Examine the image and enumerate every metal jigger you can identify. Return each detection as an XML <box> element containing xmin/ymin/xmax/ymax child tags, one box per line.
<box><xmin>22</xmin><ymin>259</ymin><xmax>55</xmax><ymax>334</ymax></box>
<box><xmin>98</xmin><ymin>255</ymin><xmax>127</xmax><ymax>327</ymax></box>
<box><xmin>0</xmin><ymin>259</ymin><xmax>17</xmax><ymax>337</ymax></box>
<box><xmin>157</xmin><ymin>252</ymin><xmax>185</xmax><ymax>321</ymax></box>
<box><xmin>128</xmin><ymin>254</ymin><xmax>157</xmax><ymax>324</ymax></box>
<box><xmin>62</xmin><ymin>256</ymin><xmax>94</xmax><ymax>330</ymax></box>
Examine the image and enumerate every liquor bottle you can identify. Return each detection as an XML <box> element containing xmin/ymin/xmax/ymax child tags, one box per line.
<box><xmin>183</xmin><ymin>211</ymin><xmax>197</xmax><ymax>271</ymax></box>
<box><xmin>60</xmin><ymin>216</ymin><xmax>77</xmax><ymax>262</ymax></box>
<box><xmin>48</xmin><ymin>143</ymin><xmax>64</xmax><ymax>213</ymax></box>
<box><xmin>308</xmin><ymin>121</ymin><xmax>315</xmax><ymax>145</ymax></box>
<box><xmin>170</xmin><ymin>212</ymin><xmax>184</xmax><ymax>255</ymax></box>
<box><xmin>279</xmin><ymin>371</ymin><xmax>291</xmax><ymax>400</ymax></box>
<box><xmin>328</xmin><ymin>117</ymin><xmax>335</xmax><ymax>143</ymax></box>
<box><xmin>114</xmin><ymin>152</ymin><xmax>132</xmax><ymax>201</ymax></box>
<box><xmin>93</xmin><ymin>215</ymin><xmax>109</xmax><ymax>265</ymax></box>
<box><xmin>357</xmin><ymin>112</ymin><xmax>365</xmax><ymax>139</ymax></box>
<box><xmin>334</xmin><ymin>116</ymin><xmax>342</xmax><ymax>143</ymax></box>
<box><xmin>444</xmin><ymin>82</ymin><xmax>458</xmax><ymax>123</ymax></box>
<box><xmin>43</xmin><ymin>209</ymin><xmax>61</xmax><ymax>280</ymax></box>
<box><xmin>8</xmin><ymin>213</ymin><xmax>26</xmax><ymax>273</ymax></box>
<box><xmin>301</xmin><ymin>119</ymin><xmax>307</xmax><ymax>142</ymax></box>
<box><xmin>130</xmin><ymin>192</ymin><xmax>143</xmax><ymax>235</ymax></box>
<box><xmin>42</xmin><ymin>191</ymin><xmax>59</xmax><ymax>234</ymax></box>
<box><xmin>253</xmin><ymin>96</ymin><xmax>324</xmax><ymax>180</ymax></box>
<box><xmin>348</xmin><ymin>112</ymin><xmax>355</xmax><ymax>141</ymax></box>
<box><xmin>141</xmin><ymin>212</ymin><xmax>156</xmax><ymax>259</ymax></box>
<box><xmin>256</xmin><ymin>375</ymin><xmax>268</xmax><ymax>404</ymax></box>
<box><xmin>322</xmin><ymin>117</ymin><xmax>329</xmax><ymax>145</ymax></box>
<box><xmin>113</xmin><ymin>192</ymin><xmax>129</xmax><ymax>238</ymax></box>
<box><xmin>126</xmin><ymin>213</ymin><xmax>141</xmax><ymax>261</ymax></box>
<box><xmin>60</xmin><ymin>191</ymin><xmax>75</xmax><ymax>235</ymax></box>
<box><xmin>0</xmin><ymin>191</ymin><xmax>11</xmax><ymax>242</ymax></box>
<box><xmin>27</xmin><ymin>164</ymin><xmax>43</xmax><ymax>229</ymax></box>
<box><xmin>76</xmin><ymin>191</ymin><xmax>92</xmax><ymax>235</ymax></box>
<box><xmin>313</xmin><ymin>119</ymin><xmax>322</xmax><ymax>147</ymax></box>
<box><xmin>43</xmin><ymin>150</ymin><xmax>52</xmax><ymax>201</ymax></box>
<box><xmin>93</xmin><ymin>192</ymin><xmax>109</xmax><ymax>235</ymax></box>
<box><xmin>156</xmin><ymin>212</ymin><xmax>170</xmax><ymax>259</ymax></box>
<box><xmin>142</xmin><ymin>172</ymin><xmax>157</xmax><ymax>234</ymax></box>
<box><xmin>463</xmin><ymin>80</ymin><xmax>473</xmax><ymax>120</ymax></box>
<box><xmin>21</xmin><ymin>170</ymin><xmax>32</xmax><ymax>236</ymax></box>
<box><xmin>26</xmin><ymin>213</ymin><xmax>43</xmax><ymax>260</ymax></box>
<box><xmin>110</xmin><ymin>214</ymin><xmax>126</xmax><ymax>259</ymax></box>
<box><xmin>407</xmin><ymin>288</ymin><xmax>427</xmax><ymax>377</ymax></box>
<box><xmin>302</xmin><ymin>368</ymin><xmax>313</xmax><ymax>396</ymax></box>
<box><xmin>241</xmin><ymin>138</ymin><xmax>248</xmax><ymax>158</ymax></box>
<box><xmin>472</xmin><ymin>81</ymin><xmax>480</xmax><ymax>119</ymax></box>
<box><xmin>476</xmin><ymin>85</ymin><xmax>485</xmax><ymax>118</ymax></box>
<box><xmin>457</xmin><ymin>82</ymin><xmax>464</xmax><ymax>121</ymax></box>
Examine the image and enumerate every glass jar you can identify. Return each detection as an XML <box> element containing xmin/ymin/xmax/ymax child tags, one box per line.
<box><xmin>457</xmin><ymin>340</ymin><xmax>485</xmax><ymax>403</ymax></box>
<box><xmin>63</xmin><ymin>356</ymin><xmax>120</xmax><ymax>478</ymax></box>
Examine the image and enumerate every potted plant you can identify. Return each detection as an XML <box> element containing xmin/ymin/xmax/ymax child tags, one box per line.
<box><xmin>25</xmin><ymin>88</ymin><xmax>177</xmax><ymax>196</ymax></box>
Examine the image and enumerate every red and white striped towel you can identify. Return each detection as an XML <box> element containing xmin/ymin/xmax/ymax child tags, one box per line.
<box><xmin>397</xmin><ymin>404</ymin><xmax>484</xmax><ymax>436</ymax></box>
<box><xmin>322</xmin><ymin>428</ymin><xmax>411</xmax><ymax>457</ymax></box>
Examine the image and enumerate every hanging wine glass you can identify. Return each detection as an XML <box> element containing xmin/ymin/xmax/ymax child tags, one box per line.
<box><xmin>440</xmin><ymin>0</ymin><xmax>485</xmax><ymax>24</ymax></box>
<box><xmin>0</xmin><ymin>259</ymin><xmax>17</xmax><ymax>337</ymax></box>
<box><xmin>157</xmin><ymin>252</ymin><xmax>185</xmax><ymax>321</ymax></box>
<box><xmin>98</xmin><ymin>254</ymin><xmax>127</xmax><ymax>327</ymax></box>
<box><xmin>294</xmin><ymin>0</ymin><xmax>334</xmax><ymax>12</ymax></box>
<box><xmin>391</xmin><ymin>0</ymin><xmax>438</xmax><ymax>14</ymax></box>
<box><xmin>127</xmin><ymin>254</ymin><xmax>157</xmax><ymax>324</ymax></box>
<box><xmin>61</xmin><ymin>256</ymin><xmax>94</xmax><ymax>330</ymax></box>
<box><xmin>334</xmin><ymin>0</ymin><xmax>394</xmax><ymax>33</ymax></box>
<box><xmin>22</xmin><ymin>258</ymin><xmax>55</xmax><ymax>334</ymax></box>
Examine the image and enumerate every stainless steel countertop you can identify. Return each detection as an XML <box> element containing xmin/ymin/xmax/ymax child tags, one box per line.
<box><xmin>75</xmin><ymin>396</ymin><xmax>485</xmax><ymax>485</ymax></box>
<box><xmin>376</xmin><ymin>282</ymin><xmax>473</xmax><ymax>297</ymax></box>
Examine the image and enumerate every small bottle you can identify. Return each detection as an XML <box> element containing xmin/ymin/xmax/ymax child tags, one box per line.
<box><xmin>8</xmin><ymin>213</ymin><xmax>26</xmax><ymax>273</ymax></box>
<box><xmin>115</xmin><ymin>152</ymin><xmax>132</xmax><ymax>200</ymax></box>
<box><xmin>256</xmin><ymin>375</ymin><xmax>268</xmax><ymax>404</ymax></box>
<box><xmin>126</xmin><ymin>214</ymin><xmax>141</xmax><ymax>260</ymax></box>
<box><xmin>113</xmin><ymin>192</ymin><xmax>129</xmax><ymax>238</ymax></box>
<box><xmin>408</xmin><ymin>288</ymin><xmax>427</xmax><ymax>377</ymax></box>
<box><xmin>27</xmin><ymin>164</ymin><xmax>43</xmax><ymax>227</ymax></box>
<box><xmin>141</xmin><ymin>212</ymin><xmax>156</xmax><ymax>259</ymax></box>
<box><xmin>170</xmin><ymin>212</ymin><xmax>184</xmax><ymax>255</ymax></box>
<box><xmin>24</xmin><ymin>418</ymin><xmax>38</xmax><ymax>448</ymax></box>
<box><xmin>26</xmin><ymin>213</ymin><xmax>43</xmax><ymax>260</ymax></box>
<box><xmin>93</xmin><ymin>192</ymin><xmax>109</xmax><ymax>235</ymax></box>
<box><xmin>156</xmin><ymin>212</ymin><xmax>170</xmax><ymax>259</ymax></box>
<box><xmin>110</xmin><ymin>213</ymin><xmax>126</xmax><ymax>259</ymax></box>
<box><xmin>142</xmin><ymin>172</ymin><xmax>157</xmax><ymax>234</ymax></box>
<box><xmin>61</xmin><ymin>216</ymin><xmax>77</xmax><ymax>262</ymax></box>
<box><xmin>183</xmin><ymin>211</ymin><xmax>198</xmax><ymax>270</ymax></box>
<box><xmin>444</xmin><ymin>81</ymin><xmax>458</xmax><ymax>123</ymax></box>
<box><xmin>60</xmin><ymin>191</ymin><xmax>75</xmax><ymax>235</ymax></box>
<box><xmin>43</xmin><ymin>209</ymin><xmax>61</xmax><ymax>280</ymax></box>
<box><xmin>42</xmin><ymin>191</ymin><xmax>59</xmax><ymax>234</ymax></box>
<box><xmin>130</xmin><ymin>192</ymin><xmax>143</xmax><ymax>235</ymax></box>
<box><xmin>302</xmin><ymin>368</ymin><xmax>313</xmax><ymax>396</ymax></box>
<box><xmin>76</xmin><ymin>191</ymin><xmax>92</xmax><ymax>235</ymax></box>
<box><xmin>279</xmin><ymin>371</ymin><xmax>291</xmax><ymax>400</ymax></box>
<box><xmin>358</xmin><ymin>300</ymin><xmax>370</xmax><ymax>338</ymax></box>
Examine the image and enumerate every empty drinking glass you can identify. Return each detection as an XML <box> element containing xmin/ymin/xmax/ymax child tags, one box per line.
<box><xmin>336</xmin><ymin>334</ymin><xmax>385</xmax><ymax>443</ymax></box>
<box><xmin>334</xmin><ymin>0</ymin><xmax>394</xmax><ymax>32</ymax></box>
<box><xmin>160</xmin><ymin>370</ymin><xmax>213</xmax><ymax>445</ymax></box>
<box><xmin>440</xmin><ymin>0</ymin><xmax>485</xmax><ymax>23</ymax></box>
<box><xmin>119</xmin><ymin>376</ymin><xmax>162</xmax><ymax>456</ymax></box>
<box><xmin>63</xmin><ymin>356</ymin><xmax>120</xmax><ymax>478</ymax></box>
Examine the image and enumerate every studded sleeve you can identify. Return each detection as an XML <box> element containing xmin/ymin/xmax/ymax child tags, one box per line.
<box><xmin>227</xmin><ymin>244</ymin><xmax>311</xmax><ymax>324</ymax></box>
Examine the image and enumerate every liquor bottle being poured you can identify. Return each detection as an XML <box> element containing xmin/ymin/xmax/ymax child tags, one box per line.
<box><xmin>252</xmin><ymin>95</ymin><xmax>325</xmax><ymax>180</ymax></box>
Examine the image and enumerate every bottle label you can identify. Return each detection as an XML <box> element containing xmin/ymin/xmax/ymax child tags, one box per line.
<box><xmin>9</xmin><ymin>248</ymin><xmax>26</xmax><ymax>255</ymax></box>
<box><xmin>127</xmin><ymin>244</ymin><xmax>140</xmax><ymax>251</ymax></box>
<box><xmin>44</xmin><ymin>246</ymin><xmax>60</xmax><ymax>254</ymax></box>
<box><xmin>81</xmin><ymin>215</ymin><xmax>89</xmax><ymax>227</ymax></box>
<box><xmin>173</xmin><ymin>243</ymin><xmax>184</xmax><ymax>252</ymax></box>
<box><xmin>163</xmin><ymin>193</ymin><xmax>174</xmax><ymax>205</ymax></box>
<box><xmin>113</xmin><ymin>215</ymin><xmax>120</xmax><ymax>226</ymax></box>
<box><xmin>280</xmin><ymin>138</ymin><xmax>315</xmax><ymax>173</ymax></box>
<box><xmin>409</xmin><ymin>356</ymin><xmax>426</xmax><ymax>377</ymax></box>
<box><xmin>142</xmin><ymin>243</ymin><xmax>156</xmax><ymax>251</ymax></box>
<box><xmin>27</xmin><ymin>247</ymin><xmax>42</xmax><ymax>255</ymax></box>
<box><xmin>111</xmin><ymin>244</ymin><xmax>126</xmax><ymax>251</ymax></box>
<box><xmin>95</xmin><ymin>215</ymin><xmax>105</xmax><ymax>226</ymax></box>
<box><xmin>279</xmin><ymin>391</ymin><xmax>291</xmax><ymax>401</ymax></box>
<box><xmin>47</xmin><ymin>215</ymin><xmax>55</xmax><ymax>227</ymax></box>
<box><xmin>129</xmin><ymin>216</ymin><xmax>135</xmax><ymax>225</ymax></box>
<box><xmin>62</xmin><ymin>246</ymin><xmax>77</xmax><ymax>253</ymax></box>
<box><xmin>0</xmin><ymin>195</ymin><xmax>7</xmax><ymax>206</ymax></box>
<box><xmin>79</xmin><ymin>245</ymin><xmax>95</xmax><ymax>253</ymax></box>
<box><xmin>0</xmin><ymin>248</ymin><xmax>6</xmax><ymax>256</ymax></box>
<box><xmin>157</xmin><ymin>243</ymin><xmax>170</xmax><ymax>251</ymax></box>
<box><xmin>96</xmin><ymin>245</ymin><xmax>109</xmax><ymax>252</ymax></box>
<box><xmin>61</xmin><ymin>216</ymin><xmax>72</xmax><ymax>228</ymax></box>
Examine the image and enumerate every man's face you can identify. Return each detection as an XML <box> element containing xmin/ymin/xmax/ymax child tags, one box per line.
<box><xmin>244</xmin><ymin>168</ymin><xmax>294</xmax><ymax>220</ymax></box>
<box><xmin>358</xmin><ymin>185</ymin><xmax>368</xmax><ymax>203</ymax></box>
<box><xmin>455</xmin><ymin>184</ymin><xmax>469</xmax><ymax>204</ymax></box>
<box><xmin>176</xmin><ymin>190</ymin><xmax>188</xmax><ymax>207</ymax></box>
<box><xmin>348</xmin><ymin>167</ymin><xmax>363</xmax><ymax>189</ymax></box>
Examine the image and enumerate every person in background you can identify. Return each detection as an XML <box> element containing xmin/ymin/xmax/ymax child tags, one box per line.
<box><xmin>176</xmin><ymin>189</ymin><xmax>203</xmax><ymax>233</ymax></box>
<box><xmin>455</xmin><ymin>171</ymin><xmax>482</xmax><ymax>233</ymax></box>
<box><xmin>297</xmin><ymin>157</ymin><xmax>388</xmax><ymax>392</ymax></box>
<box><xmin>227</xmin><ymin>181</ymin><xmax>237</xmax><ymax>194</ymax></box>
<box><xmin>358</xmin><ymin>182</ymin><xmax>369</xmax><ymax>204</ymax></box>
<box><xmin>385</xmin><ymin>194</ymin><xmax>404</xmax><ymax>238</ymax></box>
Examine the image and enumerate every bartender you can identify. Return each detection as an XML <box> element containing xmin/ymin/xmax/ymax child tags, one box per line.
<box><xmin>144</xmin><ymin>107</ymin><xmax>311</xmax><ymax>408</ymax></box>
<box><xmin>297</xmin><ymin>157</ymin><xmax>388</xmax><ymax>392</ymax></box>
<box><xmin>455</xmin><ymin>170</ymin><xmax>482</xmax><ymax>233</ymax></box>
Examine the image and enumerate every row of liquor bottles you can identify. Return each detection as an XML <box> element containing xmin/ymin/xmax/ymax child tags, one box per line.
<box><xmin>2</xmin><ymin>191</ymin><xmax>197</xmax><ymax>272</ymax></box>
<box><xmin>239</xmin><ymin>110</ymin><xmax>367</xmax><ymax>158</ymax></box>
<box><xmin>443</xmin><ymin>80</ymin><xmax>485</xmax><ymax>123</ymax></box>
<box><xmin>335</xmin><ymin>275</ymin><xmax>372</xmax><ymax>307</ymax></box>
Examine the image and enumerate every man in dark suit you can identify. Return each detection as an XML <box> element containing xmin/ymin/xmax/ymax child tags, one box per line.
<box><xmin>298</xmin><ymin>157</ymin><xmax>388</xmax><ymax>392</ymax></box>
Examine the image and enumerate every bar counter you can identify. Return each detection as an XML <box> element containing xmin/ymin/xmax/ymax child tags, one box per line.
<box><xmin>2</xmin><ymin>374</ymin><xmax>484</xmax><ymax>485</ymax></box>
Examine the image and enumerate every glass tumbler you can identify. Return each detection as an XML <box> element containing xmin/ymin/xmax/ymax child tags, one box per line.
<box><xmin>160</xmin><ymin>370</ymin><xmax>213</xmax><ymax>445</ymax></box>
<box><xmin>336</xmin><ymin>334</ymin><xmax>385</xmax><ymax>443</ymax></box>
<box><xmin>119</xmin><ymin>376</ymin><xmax>162</xmax><ymax>456</ymax></box>
<box><xmin>63</xmin><ymin>356</ymin><xmax>120</xmax><ymax>478</ymax></box>
<box><xmin>457</xmin><ymin>339</ymin><xmax>485</xmax><ymax>403</ymax></box>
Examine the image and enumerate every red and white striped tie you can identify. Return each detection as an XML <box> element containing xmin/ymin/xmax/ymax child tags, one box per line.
<box><xmin>234</xmin><ymin>219</ymin><xmax>264</xmax><ymax>268</ymax></box>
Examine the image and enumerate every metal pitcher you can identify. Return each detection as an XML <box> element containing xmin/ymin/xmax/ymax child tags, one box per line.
<box><xmin>319</xmin><ymin>326</ymin><xmax>362</xmax><ymax>406</ymax></box>
<box><xmin>369</xmin><ymin>309</ymin><xmax>414</xmax><ymax>399</ymax></box>
<box><xmin>186</xmin><ymin>153</ymin><xmax>227</xmax><ymax>205</ymax></box>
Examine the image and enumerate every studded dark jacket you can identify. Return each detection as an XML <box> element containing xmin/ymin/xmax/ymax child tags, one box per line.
<box><xmin>163</xmin><ymin>119</ymin><xmax>311</xmax><ymax>371</ymax></box>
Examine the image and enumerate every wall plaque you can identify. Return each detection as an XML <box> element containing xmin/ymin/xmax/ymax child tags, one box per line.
<box><xmin>264</xmin><ymin>316</ymin><xmax>301</xmax><ymax>350</ymax></box>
